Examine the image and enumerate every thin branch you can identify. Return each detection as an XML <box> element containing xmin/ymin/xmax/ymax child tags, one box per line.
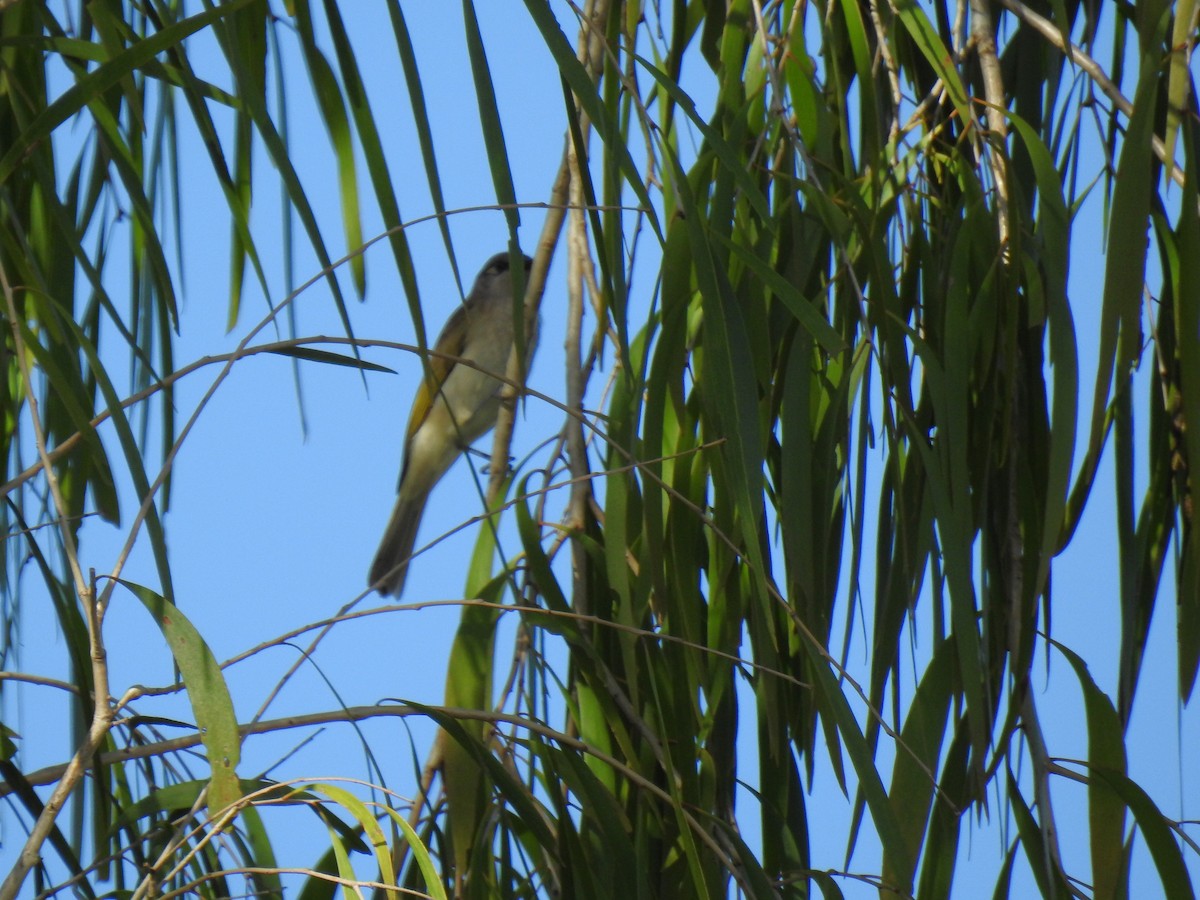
<box><xmin>0</xmin><ymin>670</ymin><xmax>83</xmax><ymax>695</ymax></box>
<box><xmin>867</xmin><ymin>0</ymin><xmax>903</xmax><ymax>148</ymax></box>
<box><xmin>952</xmin><ymin>0</ymin><xmax>968</xmax><ymax>57</ymax></box>
<box><xmin>970</xmin><ymin>0</ymin><xmax>1011</xmax><ymax>250</ymax></box>
<box><xmin>0</xmin><ymin>203</ymin><xmax>644</xmax><ymax>503</ymax></box>
<box><xmin>131</xmin><ymin>787</ymin><xmax>212</xmax><ymax>900</ymax></box>
<box><xmin>0</xmin><ymin>270</ymin><xmax>114</xmax><ymax>900</ymax></box>
<box><xmin>417</xmin><ymin>0</ymin><xmax>610</xmax><ymax>877</ymax></box>
<box><xmin>483</xmin><ymin>206</ymin><xmax>561</xmax><ymax>506</ymax></box>
<box><xmin>483</xmin><ymin>0</ymin><xmax>611</xmax><ymax>511</ymax></box>
<box><xmin>10</xmin><ymin>570</ymin><xmax>825</xmax><ymax>798</ymax></box>
<box><xmin>996</xmin><ymin>0</ymin><xmax>1187</xmax><ymax>188</ymax></box>
<box><xmin>1020</xmin><ymin>691</ymin><xmax>1083</xmax><ymax>898</ymax></box>
<box><xmin>10</xmin><ymin>703</ymin><xmax>745</xmax><ymax>880</ymax></box>
<box><xmin>565</xmin><ymin>120</ymin><xmax>593</xmax><ymax>618</ymax></box>
<box><xmin>997</xmin><ymin>0</ymin><xmax>1130</xmax><ymax>116</ymax></box>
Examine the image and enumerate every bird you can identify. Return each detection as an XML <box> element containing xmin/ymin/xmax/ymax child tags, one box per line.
<box><xmin>369</xmin><ymin>251</ymin><xmax>535</xmax><ymax>596</ymax></box>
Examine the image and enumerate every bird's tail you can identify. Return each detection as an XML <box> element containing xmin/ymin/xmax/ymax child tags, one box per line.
<box><xmin>368</xmin><ymin>491</ymin><xmax>428</xmax><ymax>597</ymax></box>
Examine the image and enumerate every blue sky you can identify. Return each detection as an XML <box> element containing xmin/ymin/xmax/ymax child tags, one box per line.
<box><xmin>4</xmin><ymin>2</ymin><xmax>1198</xmax><ymax>896</ymax></box>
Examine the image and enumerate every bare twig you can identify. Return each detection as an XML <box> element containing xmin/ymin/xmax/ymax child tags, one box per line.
<box><xmin>483</xmin><ymin>0</ymin><xmax>610</xmax><ymax>511</ymax></box>
<box><xmin>10</xmin><ymin>588</ymin><xmax>809</xmax><ymax>791</ymax></box>
<box><xmin>409</xmin><ymin>0</ymin><xmax>612</xmax><ymax>874</ymax></box>
<box><xmin>867</xmin><ymin>0</ymin><xmax>904</xmax><ymax>148</ymax></box>
<box><xmin>970</xmin><ymin>0</ymin><xmax>1011</xmax><ymax>250</ymax></box>
<box><xmin>0</xmin><ymin>202</ymin><xmax>643</xmax><ymax>503</ymax></box>
<box><xmin>484</xmin><ymin>207</ymin><xmax>560</xmax><ymax>507</ymax></box>
<box><xmin>565</xmin><ymin>119</ymin><xmax>593</xmax><ymax>617</ymax></box>
<box><xmin>130</xmin><ymin>788</ymin><xmax>211</xmax><ymax>900</ymax></box>
<box><xmin>952</xmin><ymin>0</ymin><xmax>969</xmax><ymax>58</ymax></box>
<box><xmin>11</xmin><ymin>705</ymin><xmax>745</xmax><ymax>884</ymax></box>
<box><xmin>996</xmin><ymin>0</ymin><xmax>1187</xmax><ymax>188</ymax></box>
<box><xmin>0</xmin><ymin>670</ymin><xmax>83</xmax><ymax>695</ymax></box>
<box><xmin>1020</xmin><ymin>692</ymin><xmax>1084</xmax><ymax>898</ymax></box>
<box><xmin>0</xmin><ymin>268</ymin><xmax>114</xmax><ymax>900</ymax></box>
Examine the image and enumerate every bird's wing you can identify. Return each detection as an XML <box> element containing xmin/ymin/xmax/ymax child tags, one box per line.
<box><xmin>404</xmin><ymin>303</ymin><xmax>469</xmax><ymax>448</ymax></box>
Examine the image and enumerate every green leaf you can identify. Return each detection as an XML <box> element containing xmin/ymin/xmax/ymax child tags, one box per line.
<box><xmin>891</xmin><ymin>1</ymin><xmax>972</xmax><ymax>132</ymax></box>
<box><xmin>1163</xmin><ymin>0</ymin><xmax>1195</xmax><ymax>174</ymax></box>
<box><xmin>884</xmin><ymin>638</ymin><xmax>954</xmax><ymax>890</ymax></box>
<box><xmin>377</xmin><ymin>803</ymin><xmax>449</xmax><ymax>900</ymax></box>
<box><xmin>633</xmin><ymin>55</ymin><xmax>772</xmax><ymax>223</ymax></box>
<box><xmin>1004</xmin><ymin>112</ymin><xmax>1077</xmax><ymax>585</ymax></box>
<box><xmin>1006</xmin><ymin>768</ymin><xmax>1072</xmax><ymax>898</ymax></box>
<box><xmin>438</xmin><ymin>490</ymin><xmax>511</xmax><ymax>874</ymax></box>
<box><xmin>1066</xmin><ymin>68</ymin><xmax>1157</xmax><ymax>542</ymax></box>
<box><xmin>304</xmin><ymin>783</ymin><xmax>398</xmax><ymax>894</ymax></box>
<box><xmin>265</xmin><ymin>346</ymin><xmax>395</xmax><ymax>373</ymax></box>
<box><xmin>834</xmin><ymin>0</ymin><xmax>881</xmax><ymax>159</ymax></box>
<box><xmin>12</xmin><ymin>313</ymin><xmax>120</xmax><ymax>525</ymax></box>
<box><xmin>462</xmin><ymin>0</ymin><xmax>520</xmax><ymax>238</ymax></box>
<box><xmin>386</xmin><ymin>0</ymin><xmax>451</xmax><ymax>332</ymax></box>
<box><xmin>1089</xmin><ymin>768</ymin><xmax>1194</xmax><ymax>899</ymax></box>
<box><xmin>1173</xmin><ymin>119</ymin><xmax>1200</xmax><ymax>701</ymax></box>
<box><xmin>709</xmin><ymin>229</ymin><xmax>846</xmax><ymax>354</ymax></box>
<box><xmin>323</xmin><ymin>0</ymin><xmax>423</xmax><ymax>325</ymax></box>
<box><xmin>668</xmin><ymin>150</ymin><xmax>767</xmax><ymax>585</ymax></box>
<box><xmin>210</xmin><ymin>0</ymin><xmax>355</xmax><ymax>340</ymax></box>
<box><xmin>1052</xmin><ymin>640</ymin><xmax>1128</xmax><ymax>900</ymax></box>
<box><xmin>0</xmin><ymin>0</ymin><xmax>262</xmax><ymax>189</ymax></box>
<box><xmin>111</xmin><ymin>778</ymin><xmax>283</xmax><ymax>828</ymax></box>
<box><xmin>32</xmin><ymin>304</ymin><xmax>175</xmax><ymax>597</ymax></box>
<box><xmin>121</xmin><ymin>580</ymin><xmax>241</xmax><ymax>815</ymax></box>
<box><xmin>292</xmin><ymin>2</ymin><xmax>365</xmax><ymax>297</ymax></box>
<box><xmin>520</xmin><ymin>0</ymin><xmax>662</xmax><ymax>241</ymax></box>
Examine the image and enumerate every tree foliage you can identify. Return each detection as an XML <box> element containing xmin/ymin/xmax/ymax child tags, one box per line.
<box><xmin>1</xmin><ymin>0</ymin><xmax>1198</xmax><ymax>897</ymax></box>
